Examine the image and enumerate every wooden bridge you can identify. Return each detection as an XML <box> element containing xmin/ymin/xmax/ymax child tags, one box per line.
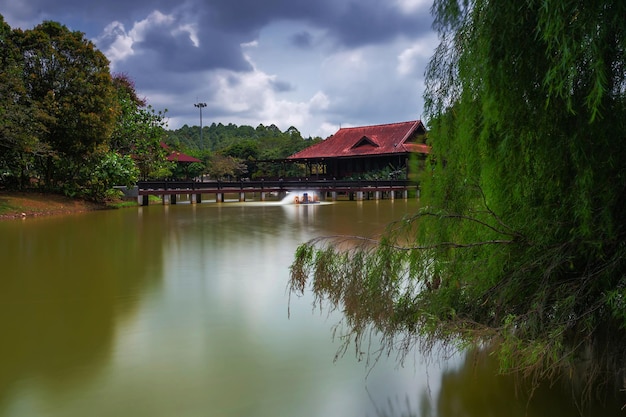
<box><xmin>136</xmin><ymin>179</ymin><xmax>419</xmax><ymax>205</ymax></box>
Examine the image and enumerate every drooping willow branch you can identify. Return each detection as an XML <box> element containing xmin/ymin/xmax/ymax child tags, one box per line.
<box><xmin>301</xmin><ymin>233</ymin><xmax>516</xmax><ymax>251</ymax></box>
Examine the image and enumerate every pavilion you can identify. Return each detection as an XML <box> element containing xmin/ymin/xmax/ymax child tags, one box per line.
<box><xmin>287</xmin><ymin>120</ymin><xmax>429</xmax><ymax>179</ymax></box>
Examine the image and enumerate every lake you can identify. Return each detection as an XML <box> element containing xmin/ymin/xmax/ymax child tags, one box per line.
<box><xmin>0</xmin><ymin>198</ymin><xmax>623</xmax><ymax>416</ymax></box>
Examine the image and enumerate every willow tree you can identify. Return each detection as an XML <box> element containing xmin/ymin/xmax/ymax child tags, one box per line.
<box><xmin>289</xmin><ymin>0</ymin><xmax>626</xmax><ymax>397</ymax></box>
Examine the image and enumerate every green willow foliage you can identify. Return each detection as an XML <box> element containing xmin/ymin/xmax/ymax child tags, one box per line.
<box><xmin>290</xmin><ymin>0</ymin><xmax>626</xmax><ymax>395</ymax></box>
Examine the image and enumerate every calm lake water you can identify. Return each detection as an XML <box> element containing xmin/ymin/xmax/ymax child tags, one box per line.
<box><xmin>0</xmin><ymin>198</ymin><xmax>623</xmax><ymax>417</ymax></box>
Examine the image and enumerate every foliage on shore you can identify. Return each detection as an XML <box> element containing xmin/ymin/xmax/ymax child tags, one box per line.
<box><xmin>0</xmin><ymin>17</ymin><xmax>165</xmax><ymax>202</ymax></box>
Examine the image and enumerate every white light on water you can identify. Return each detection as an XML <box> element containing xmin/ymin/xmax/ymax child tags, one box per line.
<box><xmin>280</xmin><ymin>190</ymin><xmax>320</xmax><ymax>205</ymax></box>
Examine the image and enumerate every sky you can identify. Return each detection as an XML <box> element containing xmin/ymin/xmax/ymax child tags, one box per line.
<box><xmin>1</xmin><ymin>0</ymin><xmax>438</xmax><ymax>138</ymax></box>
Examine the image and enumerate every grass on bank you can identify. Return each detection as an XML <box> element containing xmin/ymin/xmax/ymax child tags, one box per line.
<box><xmin>0</xmin><ymin>191</ymin><xmax>139</xmax><ymax>220</ymax></box>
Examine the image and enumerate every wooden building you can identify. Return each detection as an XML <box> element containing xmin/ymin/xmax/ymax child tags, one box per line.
<box><xmin>287</xmin><ymin>120</ymin><xmax>429</xmax><ymax>179</ymax></box>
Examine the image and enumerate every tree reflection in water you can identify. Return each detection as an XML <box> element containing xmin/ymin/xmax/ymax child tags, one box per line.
<box><xmin>376</xmin><ymin>348</ymin><xmax>625</xmax><ymax>417</ymax></box>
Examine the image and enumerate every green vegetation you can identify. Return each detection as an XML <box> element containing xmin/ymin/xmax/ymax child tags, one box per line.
<box><xmin>0</xmin><ymin>14</ymin><xmax>322</xmax><ymax>201</ymax></box>
<box><xmin>289</xmin><ymin>0</ymin><xmax>626</xmax><ymax>400</ymax></box>
<box><xmin>165</xmin><ymin>123</ymin><xmax>322</xmax><ymax>180</ymax></box>
<box><xmin>0</xmin><ymin>17</ymin><xmax>156</xmax><ymax>201</ymax></box>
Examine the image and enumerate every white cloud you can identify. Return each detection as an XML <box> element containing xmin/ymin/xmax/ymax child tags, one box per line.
<box><xmin>96</xmin><ymin>10</ymin><xmax>200</xmax><ymax>70</ymax></box>
<box><xmin>394</xmin><ymin>0</ymin><xmax>432</xmax><ymax>14</ymax></box>
<box><xmin>175</xmin><ymin>23</ymin><xmax>199</xmax><ymax>47</ymax></box>
<box><xmin>98</xmin><ymin>21</ymin><xmax>134</xmax><ymax>65</ymax></box>
<box><xmin>396</xmin><ymin>33</ymin><xmax>438</xmax><ymax>77</ymax></box>
<box><xmin>309</xmin><ymin>91</ymin><xmax>330</xmax><ymax>111</ymax></box>
<box><xmin>241</xmin><ymin>40</ymin><xmax>259</xmax><ymax>48</ymax></box>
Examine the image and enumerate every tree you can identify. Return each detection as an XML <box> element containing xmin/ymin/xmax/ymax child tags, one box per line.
<box><xmin>80</xmin><ymin>149</ymin><xmax>139</xmax><ymax>201</ymax></box>
<box><xmin>18</xmin><ymin>21</ymin><xmax>116</xmax><ymax>187</ymax></box>
<box><xmin>207</xmin><ymin>154</ymin><xmax>248</xmax><ymax>181</ymax></box>
<box><xmin>289</xmin><ymin>0</ymin><xmax>626</xmax><ymax>399</ymax></box>
<box><xmin>0</xmin><ymin>15</ymin><xmax>49</xmax><ymax>189</ymax></box>
<box><xmin>109</xmin><ymin>73</ymin><xmax>171</xmax><ymax>180</ymax></box>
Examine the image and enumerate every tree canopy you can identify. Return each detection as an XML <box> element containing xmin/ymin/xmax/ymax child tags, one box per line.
<box><xmin>165</xmin><ymin>122</ymin><xmax>322</xmax><ymax>180</ymax></box>
<box><xmin>289</xmin><ymin>0</ymin><xmax>626</xmax><ymax>399</ymax></box>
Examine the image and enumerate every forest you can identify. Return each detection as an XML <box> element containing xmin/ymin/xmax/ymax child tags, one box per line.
<box><xmin>165</xmin><ymin>123</ymin><xmax>322</xmax><ymax>181</ymax></box>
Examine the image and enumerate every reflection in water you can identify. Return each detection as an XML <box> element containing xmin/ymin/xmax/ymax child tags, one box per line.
<box><xmin>2</xmin><ymin>201</ymin><xmax>619</xmax><ymax>417</ymax></box>
<box><xmin>0</xmin><ymin>209</ymin><xmax>166</xmax><ymax>415</ymax></box>
<box><xmin>0</xmin><ymin>201</ymin><xmax>437</xmax><ymax>417</ymax></box>
<box><xmin>432</xmin><ymin>349</ymin><xmax>625</xmax><ymax>417</ymax></box>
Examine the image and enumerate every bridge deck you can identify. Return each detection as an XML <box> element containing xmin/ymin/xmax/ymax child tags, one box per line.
<box><xmin>136</xmin><ymin>179</ymin><xmax>418</xmax><ymax>205</ymax></box>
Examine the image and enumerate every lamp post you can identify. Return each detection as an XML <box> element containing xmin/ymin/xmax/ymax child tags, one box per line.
<box><xmin>194</xmin><ymin>102</ymin><xmax>207</xmax><ymax>150</ymax></box>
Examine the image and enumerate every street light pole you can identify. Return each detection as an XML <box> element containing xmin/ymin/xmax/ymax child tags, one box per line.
<box><xmin>194</xmin><ymin>102</ymin><xmax>207</xmax><ymax>150</ymax></box>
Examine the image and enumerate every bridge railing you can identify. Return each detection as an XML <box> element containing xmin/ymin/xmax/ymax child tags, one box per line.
<box><xmin>137</xmin><ymin>179</ymin><xmax>414</xmax><ymax>191</ymax></box>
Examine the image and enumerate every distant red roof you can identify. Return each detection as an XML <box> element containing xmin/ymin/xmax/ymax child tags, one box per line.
<box><xmin>288</xmin><ymin>120</ymin><xmax>429</xmax><ymax>160</ymax></box>
<box><xmin>160</xmin><ymin>142</ymin><xmax>201</xmax><ymax>163</ymax></box>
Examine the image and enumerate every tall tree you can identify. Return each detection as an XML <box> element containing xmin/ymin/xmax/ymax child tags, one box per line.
<box><xmin>18</xmin><ymin>21</ymin><xmax>116</xmax><ymax>186</ymax></box>
<box><xmin>290</xmin><ymin>0</ymin><xmax>626</xmax><ymax>397</ymax></box>
<box><xmin>0</xmin><ymin>16</ymin><xmax>48</xmax><ymax>189</ymax></box>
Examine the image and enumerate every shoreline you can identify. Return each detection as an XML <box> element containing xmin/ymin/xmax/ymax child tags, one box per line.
<box><xmin>0</xmin><ymin>191</ymin><xmax>113</xmax><ymax>220</ymax></box>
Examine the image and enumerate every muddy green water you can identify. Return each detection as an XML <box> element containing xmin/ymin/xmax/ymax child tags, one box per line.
<box><xmin>0</xmin><ymin>200</ymin><xmax>623</xmax><ymax>416</ymax></box>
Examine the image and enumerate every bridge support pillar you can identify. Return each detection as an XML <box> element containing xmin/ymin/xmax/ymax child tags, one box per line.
<box><xmin>356</xmin><ymin>191</ymin><xmax>364</xmax><ymax>201</ymax></box>
<box><xmin>260</xmin><ymin>192</ymin><xmax>266</xmax><ymax>201</ymax></box>
<box><xmin>374</xmin><ymin>191</ymin><xmax>381</xmax><ymax>200</ymax></box>
<box><xmin>162</xmin><ymin>195</ymin><xmax>170</xmax><ymax>205</ymax></box>
<box><xmin>331</xmin><ymin>191</ymin><xmax>337</xmax><ymax>201</ymax></box>
<box><xmin>390</xmin><ymin>190</ymin><xmax>395</xmax><ymax>201</ymax></box>
<box><xmin>216</xmin><ymin>193</ymin><xmax>224</xmax><ymax>203</ymax></box>
<box><xmin>239</xmin><ymin>192</ymin><xmax>245</xmax><ymax>202</ymax></box>
<box><xmin>403</xmin><ymin>190</ymin><xmax>408</xmax><ymax>199</ymax></box>
<box><xmin>139</xmin><ymin>195</ymin><xmax>149</xmax><ymax>206</ymax></box>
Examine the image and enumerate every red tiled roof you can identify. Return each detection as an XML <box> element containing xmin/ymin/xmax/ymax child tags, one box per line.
<box><xmin>160</xmin><ymin>142</ymin><xmax>201</xmax><ymax>163</ymax></box>
<box><xmin>167</xmin><ymin>151</ymin><xmax>201</xmax><ymax>163</ymax></box>
<box><xmin>288</xmin><ymin>120</ymin><xmax>429</xmax><ymax>160</ymax></box>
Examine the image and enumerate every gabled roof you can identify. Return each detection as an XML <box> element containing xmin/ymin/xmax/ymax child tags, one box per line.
<box><xmin>288</xmin><ymin>120</ymin><xmax>429</xmax><ymax>160</ymax></box>
<box><xmin>160</xmin><ymin>142</ymin><xmax>202</xmax><ymax>163</ymax></box>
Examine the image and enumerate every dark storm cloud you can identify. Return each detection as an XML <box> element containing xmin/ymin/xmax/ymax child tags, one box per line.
<box><xmin>3</xmin><ymin>0</ymin><xmax>432</xmax><ymax>54</ymax></box>
<box><xmin>205</xmin><ymin>0</ymin><xmax>433</xmax><ymax>48</ymax></box>
<box><xmin>324</xmin><ymin>2</ymin><xmax>433</xmax><ymax>47</ymax></box>
<box><xmin>131</xmin><ymin>23</ymin><xmax>252</xmax><ymax>73</ymax></box>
